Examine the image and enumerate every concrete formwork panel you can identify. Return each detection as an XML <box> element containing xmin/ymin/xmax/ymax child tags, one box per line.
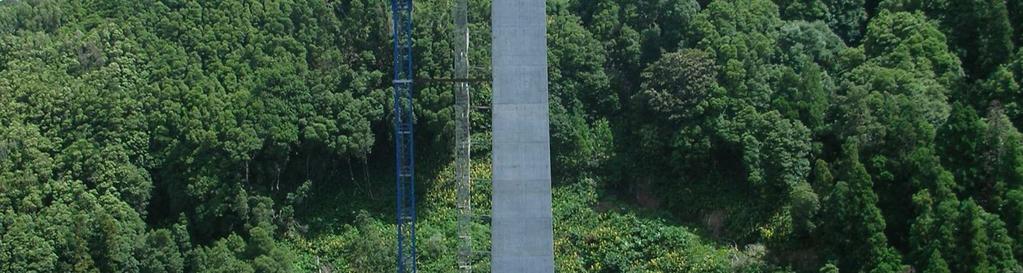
<box><xmin>491</xmin><ymin>0</ymin><xmax>555</xmax><ymax>272</ymax></box>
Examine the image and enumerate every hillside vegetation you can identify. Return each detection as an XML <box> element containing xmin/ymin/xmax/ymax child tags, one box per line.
<box><xmin>3</xmin><ymin>0</ymin><xmax>1023</xmax><ymax>272</ymax></box>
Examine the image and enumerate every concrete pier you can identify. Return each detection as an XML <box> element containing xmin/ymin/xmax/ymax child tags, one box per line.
<box><xmin>490</xmin><ymin>0</ymin><xmax>555</xmax><ymax>272</ymax></box>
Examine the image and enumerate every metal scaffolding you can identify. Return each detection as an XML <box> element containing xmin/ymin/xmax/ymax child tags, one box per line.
<box><xmin>453</xmin><ymin>0</ymin><xmax>472</xmax><ymax>271</ymax></box>
<box><xmin>391</xmin><ymin>0</ymin><xmax>417</xmax><ymax>272</ymax></box>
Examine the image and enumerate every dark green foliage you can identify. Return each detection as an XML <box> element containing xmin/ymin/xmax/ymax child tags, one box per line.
<box><xmin>569</xmin><ymin>0</ymin><xmax>702</xmax><ymax>99</ymax></box>
<box><xmin>638</xmin><ymin>49</ymin><xmax>717</xmax><ymax>121</ymax></box>
<box><xmin>938</xmin><ymin>103</ymin><xmax>1023</xmax><ymax>209</ymax></box>
<box><xmin>771</xmin><ymin>24</ymin><xmax>839</xmax><ymax>133</ymax></box>
<box><xmin>945</xmin><ymin>0</ymin><xmax>1015</xmax><ymax>79</ymax></box>
<box><xmin>955</xmin><ymin>200</ymin><xmax>1020</xmax><ymax>272</ymax></box>
<box><xmin>938</xmin><ymin>103</ymin><xmax>987</xmax><ymax>193</ymax></box>
<box><xmin>908</xmin><ymin>169</ymin><xmax>1023</xmax><ymax>272</ymax></box>
<box><xmin>548</xmin><ymin>11</ymin><xmax>616</xmax><ymax>182</ymax></box>
<box><xmin>3</xmin><ymin>0</ymin><xmax>1023</xmax><ymax>272</ymax></box>
<box><xmin>138</xmin><ymin>230</ymin><xmax>185</xmax><ymax>273</ymax></box>
<box><xmin>978</xmin><ymin>49</ymin><xmax>1023</xmax><ymax>126</ymax></box>
<box><xmin>778</xmin><ymin>20</ymin><xmax>848</xmax><ymax>69</ymax></box>
<box><xmin>549</xmin><ymin>12</ymin><xmax>616</xmax><ymax>116</ymax></box>
<box><xmin>0</xmin><ymin>0</ymin><xmax>386</xmax><ymax>271</ymax></box>
<box><xmin>922</xmin><ymin>250</ymin><xmax>952</xmax><ymax>273</ymax></box>
<box><xmin>822</xmin><ymin>143</ymin><xmax>905</xmax><ymax>273</ymax></box>
<box><xmin>1011</xmin><ymin>0</ymin><xmax>1022</xmax><ymax>45</ymax></box>
<box><xmin>776</xmin><ymin>0</ymin><xmax>828</xmax><ymax>21</ymax></box>
<box><xmin>1004</xmin><ymin>189</ymin><xmax>1023</xmax><ymax>260</ymax></box>
<box><xmin>824</xmin><ymin>0</ymin><xmax>868</xmax><ymax>43</ymax></box>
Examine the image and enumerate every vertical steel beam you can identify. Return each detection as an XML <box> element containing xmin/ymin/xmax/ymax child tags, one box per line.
<box><xmin>391</xmin><ymin>0</ymin><xmax>417</xmax><ymax>272</ymax></box>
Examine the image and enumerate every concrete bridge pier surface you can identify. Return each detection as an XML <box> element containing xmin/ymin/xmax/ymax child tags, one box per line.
<box><xmin>490</xmin><ymin>0</ymin><xmax>555</xmax><ymax>272</ymax></box>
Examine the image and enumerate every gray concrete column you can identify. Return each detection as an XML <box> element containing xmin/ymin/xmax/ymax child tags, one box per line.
<box><xmin>491</xmin><ymin>0</ymin><xmax>555</xmax><ymax>272</ymax></box>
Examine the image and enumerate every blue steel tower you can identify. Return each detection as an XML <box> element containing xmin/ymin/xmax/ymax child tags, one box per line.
<box><xmin>391</xmin><ymin>0</ymin><xmax>416</xmax><ymax>272</ymax></box>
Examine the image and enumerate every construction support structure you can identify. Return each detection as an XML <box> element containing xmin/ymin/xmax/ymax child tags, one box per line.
<box><xmin>490</xmin><ymin>0</ymin><xmax>555</xmax><ymax>272</ymax></box>
<box><xmin>391</xmin><ymin>0</ymin><xmax>417</xmax><ymax>272</ymax></box>
<box><xmin>452</xmin><ymin>0</ymin><xmax>473</xmax><ymax>271</ymax></box>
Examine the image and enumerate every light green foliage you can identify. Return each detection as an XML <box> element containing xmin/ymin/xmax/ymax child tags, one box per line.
<box><xmin>881</xmin><ymin>0</ymin><xmax>1014</xmax><ymax>79</ymax></box>
<box><xmin>693</xmin><ymin>0</ymin><xmax>783</xmax><ymax>109</ymax></box>
<box><xmin>344</xmin><ymin>212</ymin><xmax>395</xmax><ymax>272</ymax></box>
<box><xmin>247</xmin><ymin>227</ymin><xmax>296</xmax><ymax>273</ymax></box>
<box><xmin>289</xmin><ymin>210</ymin><xmax>395</xmax><ymax>272</ymax></box>
<box><xmin>0</xmin><ymin>214</ymin><xmax>58</xmax><ymax>273</ymax></box>
<box><xmin>192</xmin><ymin>235</ymin><xmax>255</xmax><ymax>273</ymax></box>
<box><xmin>819</xmin><ymin>263</ymin><xmax>840</xmax><ymax>273</ymax></box>
<box><xmin>862</xmin><ymin>11</ymin><xmax>962</xmax><ymax>86</ymax></box>
<box><xmin>551</xmin><ymin>180</ymin><xmax>765</xmax><ymax>273</ymax></box>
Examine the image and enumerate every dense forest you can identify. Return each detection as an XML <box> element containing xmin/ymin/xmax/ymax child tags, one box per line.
<box><xmin>2</xmin><ymin>0</ymin><xmax>1023</xmax><ymax>272</ymax></box>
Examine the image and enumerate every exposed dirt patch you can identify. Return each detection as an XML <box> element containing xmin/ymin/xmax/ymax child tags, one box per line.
<box><xmin>704</xmin><ymin>209</ymin><xmax>727</xmax><ymax>238</ymax></box>
<box><xmin>634</xmin><ymin>180</ymin><xmax>662</xmax><ymax>210</ymax></box>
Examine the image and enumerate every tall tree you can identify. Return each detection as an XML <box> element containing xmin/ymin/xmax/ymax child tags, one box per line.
<box><xmin>922</xmin><ymin>250</ymin><xmax>952</xmax><ymax>273</ymax></box>
<box><xmin>823</xmin><ymin>142</ymin><xmax>905</xmax><ymax>273</ymax></box>
<box><xmin>979</xmin><ymin>49</ymin><xmax>1023</xmax><ymax>126</ymax></box>
<box><xmin>955</xmin><ymin>200</ymin><xmax>1020</xmax><ymax>273</ymax></box>
<box><xmin>944</xmin><ymin>0</ymin><xmax>1015</xmax><ymax>79</ymax></box>
<box><xmin>937</xmin><ymin>103</ymin><xmax>986</xmax><ymax>195</ymax></box>
<box><xmin>1010</xmin><ymin>0</ymin><xmax>1022</xmax><ymax>45</ymax></box>
<box><xmin>138</xmin><ymin>229</ymin><xmax>185</xmax><ymax>273</ymax></box>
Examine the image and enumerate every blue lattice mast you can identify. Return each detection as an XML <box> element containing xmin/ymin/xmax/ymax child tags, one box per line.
<box><xmin>391</xmin><ymin>0</ymin><xmax>417</xmax><ymax>272</ymax></box>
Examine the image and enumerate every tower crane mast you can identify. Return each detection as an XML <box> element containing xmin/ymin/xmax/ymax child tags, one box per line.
<box><xmin>391</xmin><ymin>0</ymin><xmax>417</xmax><ymax>272</ymax></box>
